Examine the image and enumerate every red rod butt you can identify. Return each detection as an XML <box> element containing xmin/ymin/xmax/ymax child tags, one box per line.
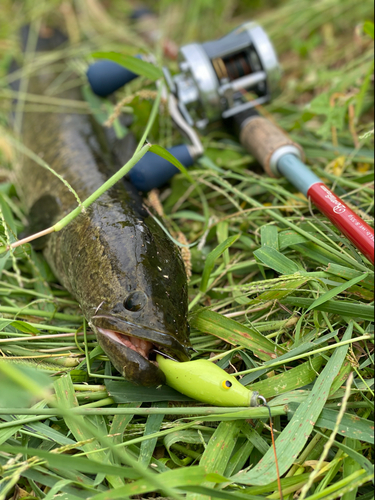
<box><xmin>307</xmin><ymin>183</ymin><xmax>374</xmax><ymax>264</ymax></box>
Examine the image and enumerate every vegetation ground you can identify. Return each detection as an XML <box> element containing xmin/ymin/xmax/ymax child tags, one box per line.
<box><xmin>0</xmin><ymin>1</ymin><xmax>373</xmax><ymax>499</ymax></box>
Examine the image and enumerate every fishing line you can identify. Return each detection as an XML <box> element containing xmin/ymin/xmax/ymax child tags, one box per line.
<box><xmin>258</xmin><ymin>395</ymin><xmax>283</xmax><ymax>500</ymax></box>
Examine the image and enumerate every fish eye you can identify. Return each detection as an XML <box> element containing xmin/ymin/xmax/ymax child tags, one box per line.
<box><xmin>123</xmin><ymin>291</ymin><xmax>147</xmax><ymax>312</ymax></box>
<box><xmin>222</xmin><ymin>380</ymin><xmax>232</xmax><ymax>390</ymax></box>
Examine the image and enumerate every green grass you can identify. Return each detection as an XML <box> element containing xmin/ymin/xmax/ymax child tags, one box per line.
<box><xmin>0</xmin><ymin>0</ymin><xmax>374</xmax><ymax>499</ymax></box>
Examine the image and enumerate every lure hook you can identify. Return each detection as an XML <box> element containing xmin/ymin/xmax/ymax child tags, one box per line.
<box><xmin>257</xmin><ymin>394</ymin><xmax>267</xmax><ymax>407</ymax></box>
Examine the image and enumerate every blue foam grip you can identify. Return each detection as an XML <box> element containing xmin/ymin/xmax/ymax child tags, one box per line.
<box><xmin>129</xmin><ymin>144</ymin><xmax>194</xmax><ymax>191</ymax></box>
<box><xmin>87</xmin><ymin>59</ymin><xmax>140</xmax><ymax>97</ymax></box>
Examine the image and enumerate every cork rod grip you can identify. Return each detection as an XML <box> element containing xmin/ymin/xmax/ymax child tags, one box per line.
<box><xmin>240</xmin><ymin>116</ymin><xmax>304</xmax><ymax>177</ymax></box>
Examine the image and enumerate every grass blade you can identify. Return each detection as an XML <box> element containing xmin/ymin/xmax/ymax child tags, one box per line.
<box><xmin>106</xmin><ymin>379</ymin><xmax>194</xmax><ymax>402</ymax></box>
<box><xmin>91</xmin><ymin>52</ymin><xmax>162</xmax><ymax>81</ymax></box>
<box><xmin>325</xmin><ymin>263</ymin><xmax>374</xmax><ymax>289</ymax></box>
<box><xmin>87</xmin><ymin>467</ymin><xmax>208</xmax><ymax>500</ymax></box>
<box><xmin>314</xmin><ymin>430</ymin><xmax>374</xmax><ymax>475</ymax></box>
<box><xmin>305</xmin><ymin>272</ymin><xmax>369</xmax><ymax>313</ymax></box>
<box><xmin>54</xmin><ymin>374</ymin><xmax>124</xmax><ymax>489</ymax></box>
<box><xmin>188</xmin><ymin>421</ymin><xmax>243</xmax><ymax>500</ymax></box>
<box><xmin>281</xmin><ymin>297</ymin><xmax>374</xmax><ymax>320</ymax></box>
<box><xmin>249</xmin><ymin>356</ymin><xmax>324</xmax><ymax>398</ymax></box>
<box><xmin>314</xmin><ymin>407</ymin><xmax>375</xmax><ymax>444</ymax></box>
<box><xmin>303</xmin><ymin>470</ymin><xmax>371</xmax><ymax>500</ymax></box>
<box><xmin>190</xmin><ymin>310</ymin><xmax>285</xmax><ymax>361</ymax></box>
<box><xmin>254</xmin><ymin>246</ymin><xmax>300</xmax><ymax>274</ymax></box>
<box><xmin>249</xmin><ymin>277</ymin><xmax>308</xmax><ymax>304</ymax></box>
<box><xmin>234</xmin><ymin>322</ymin><xmax>353</xmax><ymax>485</ymax></box>
<box><xmin>183</xmin><ymin>485</ymin><xmax>264</xmax><ymax>500</ymax></box>
<box><xmin>0</xmin><ymin>445</ymin><xmax>141</xmax><ymax>479</ymax></box>
<box><xmin>261</xmin><ymin>226</ymin><xmax>279</xmax><ymax>250</ymax></box>
<box><xmin>138</xmin><ymin>402</ymin><xmax>166</xmax><ymax>466</ymax></box>
<box><xmin>200</xmin><ymin>235</ymin><xmax>241</xmax><ymax>292</ymax></box>
<box><xmin>164</xmin><ymin>429</ymin><xmax>208</xmax><ymax>466</ymax></box>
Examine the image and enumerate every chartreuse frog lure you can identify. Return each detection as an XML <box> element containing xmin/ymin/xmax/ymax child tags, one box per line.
<box><xmin>156</xmin><ymin>355</ymin><xmax>260</xmax><ymax>407</ymax></box>
<box><xmin>157</xmin><ymin>354</ymin><xmax>282</xmax><ymax>498</ymax></box>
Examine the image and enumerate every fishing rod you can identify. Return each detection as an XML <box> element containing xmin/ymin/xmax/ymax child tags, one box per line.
<box><xmin>87</xmin><ymin>22</ymin><xmax>374</xmax><ymax>264</ymax></box>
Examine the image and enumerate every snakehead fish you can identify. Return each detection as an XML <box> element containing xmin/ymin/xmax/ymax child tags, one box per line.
<box><xmin>13</xmin><ymin>27</ymin><xmax>190</xmax><ymax>386</ymax></box>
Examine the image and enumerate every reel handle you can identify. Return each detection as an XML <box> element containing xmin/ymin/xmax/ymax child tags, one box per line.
<box><xmin>87</xmin><ymin>59</ymin><xmax>141</xmax><ymax>97</ymax></box>
<box><xmin>129</xmin><ymin>144</ymin><xmax>194</xmax><ymax>191</ymax></box>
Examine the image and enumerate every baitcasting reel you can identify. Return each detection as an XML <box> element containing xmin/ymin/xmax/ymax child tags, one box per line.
<box><xmin>87</xmin><ymin>22</ymin><xmax>283</xmax><ymax>191</ymax></box>
<box><xmin>164</xmin><ymin>22</ymin><xmax>281</xmax><ymax>129</ymax></box>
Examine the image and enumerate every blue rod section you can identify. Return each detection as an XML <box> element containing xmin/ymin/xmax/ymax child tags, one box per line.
<box><xmin>277</xmin><ymin>154</ymin><xmax>321</xmax><ymax>196</ymax></box>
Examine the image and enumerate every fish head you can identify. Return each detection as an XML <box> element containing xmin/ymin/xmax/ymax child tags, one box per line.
<box><xmin>84</xmin><ymin>199</ymin><xmax>191</xmax><ymax>387</ymax></box>
<box><xmin>91</xmin><ymin>294</ymin><xmax>191</xmax><ymax>386</ymax></box>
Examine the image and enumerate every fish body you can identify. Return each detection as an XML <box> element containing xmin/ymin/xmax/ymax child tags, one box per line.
<box><xmin>15</xmin><ymin>39</ymin><xmax>190</xmax><ymax>386</ymax></box>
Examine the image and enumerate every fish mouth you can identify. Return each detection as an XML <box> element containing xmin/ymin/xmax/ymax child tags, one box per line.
<box><xmin>91</xmin><ymin>314</ymin><xmax>190</xmax><ymax>386</ymax></box>
<box><xmin>97</xmin><ymin>328</ymin><xmax>155</xmax><ymax>359</ymax></box>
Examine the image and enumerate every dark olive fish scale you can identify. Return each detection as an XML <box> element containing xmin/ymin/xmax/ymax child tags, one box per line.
<box><xmin>17</xmin><ymin>71</ymin><xmax>190</xmax><ymax>386</ymax></box>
